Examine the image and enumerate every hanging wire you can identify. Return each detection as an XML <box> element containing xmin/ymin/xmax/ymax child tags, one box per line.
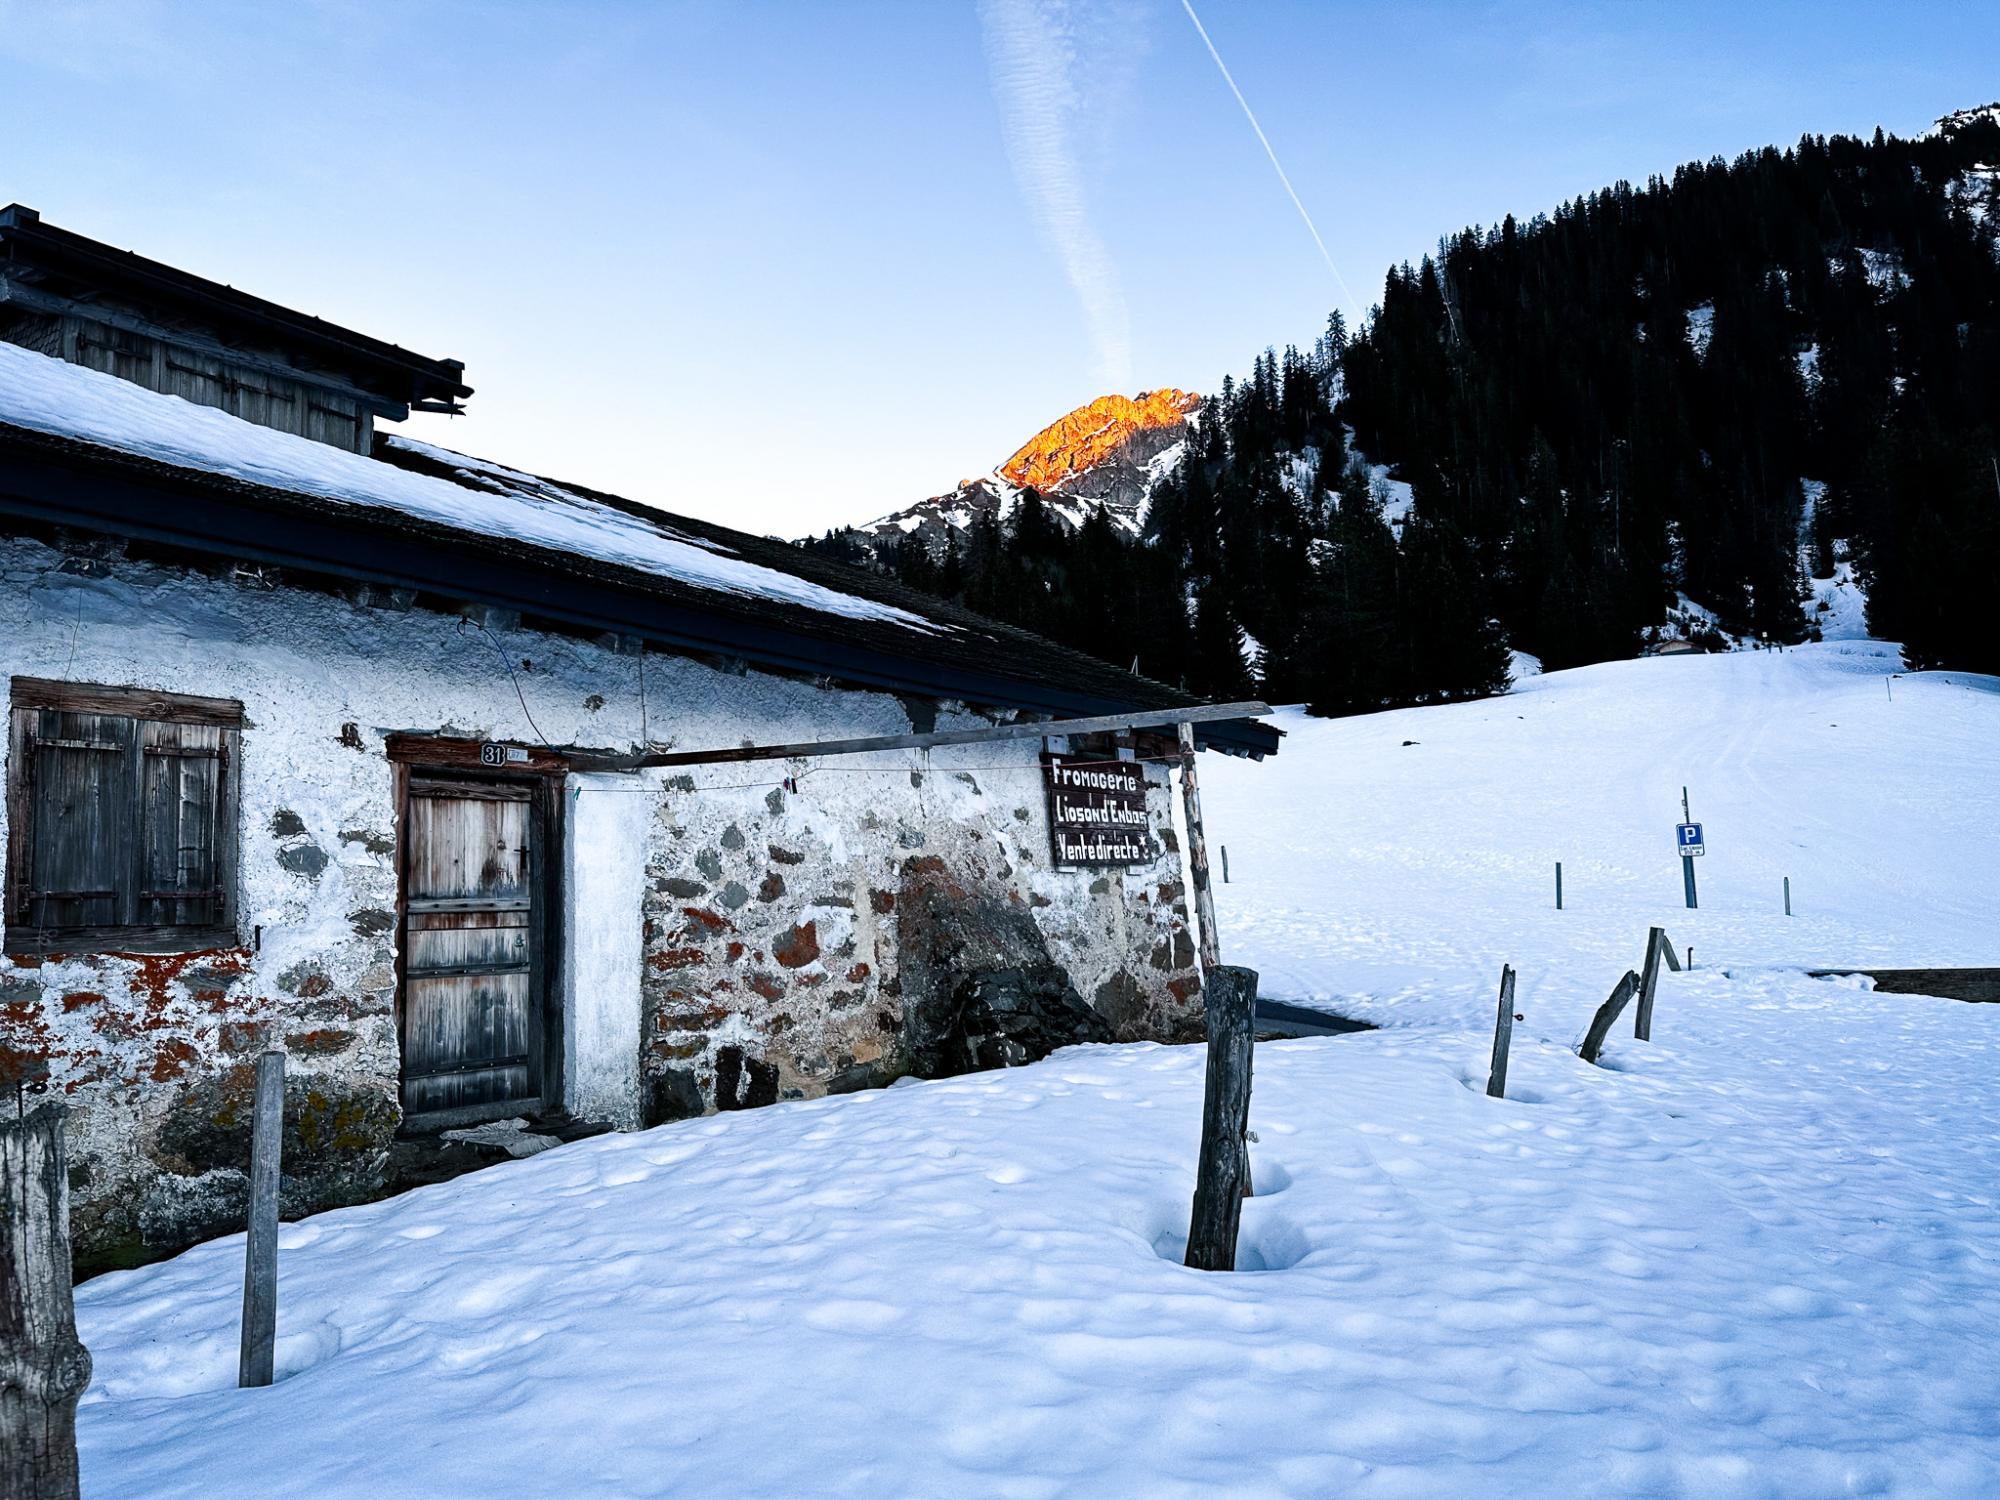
<box><xmin>465</xmin><ymin>616</ymin><xmax>551</xmax><ymax>747</ymax></box>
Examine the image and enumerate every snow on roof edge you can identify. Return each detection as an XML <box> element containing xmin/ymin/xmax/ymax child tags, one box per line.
<box><xmin>0</xmin><ymin>341</ymin><xmax>942</xmax><ymax>634</ymax></box>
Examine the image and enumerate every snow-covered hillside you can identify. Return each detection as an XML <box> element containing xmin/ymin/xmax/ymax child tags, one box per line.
<box><xmin>1204</xmin><ymin>641</ymin><xmax>1997</xmax><ymax>1023</ymax></box>
<box><xmin>73</xmin><ymin>644</ymin><xmax>2000</xmax><ymax>1498</ymax></box>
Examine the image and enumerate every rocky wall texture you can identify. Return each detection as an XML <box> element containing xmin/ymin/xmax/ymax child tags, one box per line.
<box><xmin>0</xmin><ymin>535</ymin><xmax>1202</xmax><ymax>1271</ymax></box>
<box><xmin>636</xmin><ymin>741</ymin><xmax>1203</xmax><ymax>1124</ymax></box>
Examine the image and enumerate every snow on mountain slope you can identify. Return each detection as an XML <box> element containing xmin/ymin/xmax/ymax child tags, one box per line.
<box><xmin>1203</xmin><ymin>641</ymin><xmax>1997</xmax><ymax>1025</ymax></box>
<box><xmin>851</xmin><ymin>389</ymin><xmax>1200</xmax><ymax>550</ymax></box>
<box><xmin>72</xmin><ymin>643</ymin><xmax>2000</xmax><ymax>1498</ymax></box>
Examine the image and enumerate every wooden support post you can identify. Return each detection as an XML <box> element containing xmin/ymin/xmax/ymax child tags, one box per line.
<box><xmin>1555</xmin><ymin>862</ymin><xmax>1563</xmax><ymax>910</ymax></box>
<box><xmin>1579</xmin><ymin>970</ymin><xmax>1642</xmax><ymax>1064</ymax></box>
<box><xmin>1177</xmin><ymin>720</ymin><xmax>1222</xmax><ymax>974</ymax></box>
<box><xmin>238</xmin><ymin>1049</ymin><xmax>284</xmax><ymax>1389</ymax></box>
<box><xmin>1184</xmin><ymin>965</ymin><xmax>1256</xmax><ymax>1272</ymax></box>
<box><xmin>1220</xmin><ymin>845</ymin><xmax>1230</xmax><ymax>884</ymax></box>
<box><xmin>1660</xmin><ymin>939</ymin><xmax>1682</xmax><ymax>972</ymax></box>
<box><xmin>1784</xmin><ymin>876</ymin><xmax>1791</xmax><ymax>917</ymax></box>
<box><xmin>1635</xmin><ymin>927</ymin><xmax>1665</xmax><ymax>1040</ymax></box>
<box><xmin>1486</xmin><ymin>965</ymin><xmax>1517</xmax><ymax>1098</ymax></box>
<box><xmin>1</xmin><ymin>1102</ymin><xmax>92</xmax><ymax>1500</ymax></box>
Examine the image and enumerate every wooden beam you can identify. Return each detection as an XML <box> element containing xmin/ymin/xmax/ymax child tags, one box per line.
<box><xmin>0</xmin><ymin>277</ymin><xmax>410</xmax><ymax>419</ymax></box>
<box><xmin>1579</xmin><ymin>970</ymin><xmax>1641</xmax><ymax>1064</ymax></box>
<box><xmin>1486</xmin><ymin>964</ymin><xmax>1517</xmax><ymax>1098</ymax></box>
<box><xmin>1635</xmin><ymin>927</ymin><xmax>1667</xmax><ymax>1040</ymax></box>
<box><xmin>1184</xmin><ymin>964</ymin><xmax>1257</xmax><ymax>1271</ymax></box>
<box><xmin>0</xmin><ymin>1103</ymin><xmax>92</xmax><ymax>1500</ymax></box>
<box><xmin>237</xmin><ymin>1049</ymin><xmax>283</xmax><ymax>1389</ymax></box>
<box><xmin>570</xmin><ymin>701</ymin><xmax>1272</xmax><ymax>772</ymax></box>
<box><xmin>1176</xmin><ymin>719</ymin><xmax>1224</xmax><ymax>973</ymax></box>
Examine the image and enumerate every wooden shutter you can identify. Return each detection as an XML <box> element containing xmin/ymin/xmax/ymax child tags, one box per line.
<box><xmin>138</xmin><ymin>717</ymin><xmax>235</xmax><ymax>931</ymax></box>
<box><xmin>11</xmin><ymin>707</ymin><xmax>135</xmax><ymax>932</ymax></box>
<box><xmin>7</xmin><ymin>679</ymin><xmax>242</xmax><ymax>954</ymax></box>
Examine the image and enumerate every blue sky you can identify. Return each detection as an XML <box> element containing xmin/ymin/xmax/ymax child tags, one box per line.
<box><xmin>1</xmin><ymin>1</ymin><xmax>1992</xmax><ymax>536</ymax></box>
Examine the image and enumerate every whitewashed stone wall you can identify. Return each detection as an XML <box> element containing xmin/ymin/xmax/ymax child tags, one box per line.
<box><xmin>0</xmin><ymin>535</ymin><xmax>1203</xmax><ymax>1270</ymax></box>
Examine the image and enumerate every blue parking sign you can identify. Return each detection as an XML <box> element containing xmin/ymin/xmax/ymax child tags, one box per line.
<box><xmin>1677</xmin><ymin>822</ymin><xmax>1704</xmax><ymax>856</ymax></box>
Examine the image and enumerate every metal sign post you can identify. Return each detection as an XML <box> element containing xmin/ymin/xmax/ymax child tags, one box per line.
<box><xmin>1677</xmin><ymin>787</ymin><xmax>1702</xmax><ymax>910</ymax></box>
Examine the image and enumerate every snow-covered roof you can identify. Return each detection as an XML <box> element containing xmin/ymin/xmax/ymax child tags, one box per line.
<box><xmin>0</xmin><ymin>339</ymin><xmax>1282</xmax><ymax>755</ymax></box>
<box><xmin>0</xmin><ymin>340</ymin><xmax>934</xmax><ymax>632</ymax></box>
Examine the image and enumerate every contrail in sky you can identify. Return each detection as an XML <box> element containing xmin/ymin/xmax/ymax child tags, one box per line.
<box><xmin>1179</xmin><ymin>0</ymin><xmax>1364</xmax><ymax>321</ymax></box>
<box><xmin>978</xmin><ymin>0</ymin><xmax>1133</xmax><ymax>390</ymax></box>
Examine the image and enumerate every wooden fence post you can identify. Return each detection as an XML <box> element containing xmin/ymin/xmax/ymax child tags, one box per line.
<box><xmin>1784</xmin><ymin>876</ymin><xmax>1791</xmax><ymax>916</ymax></box>
<box><xmin>1555</xmin><ymin>862</ymin><xmax>1563</xmax><ymax>910</ymax></box>
<box><xmin>1486</xmin><ymin>965</ymin><xmax>1517</xmax><ymax>1098</ymax></box>
<box><xmin>238</xmin><ymin>1049</ymin><xmax>284</xmax><ymax>1389</ymax></box>
<box><xmin>1184</xmin><ymin>965</ymin><xmax>1256</xmax><ymax>1272</ymax></box>
<box><xmin>1635</xmin><ymin>927</ymin><xmax>1665</xmax><ymax>1041</ymax></box>
<box><xmin>1578</xmin><ymin>970</ymin><xmax>1641</xmax><ymax>1065</ymax></box>
<box><xmin>1</xmin><ymin>1102</ymin><xmax>93</xmax><ymax>1500</ymax></box>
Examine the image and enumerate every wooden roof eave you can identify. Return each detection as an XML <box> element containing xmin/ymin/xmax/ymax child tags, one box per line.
<box><xmin>0</xmin><ymin>211</ymin><xmax>471</xmax><ymax>405</ymax></box>
<box><xmin>0</xmin><ymin>425</ymin><xmax>1282</xmax><ymax>758</ymax></box>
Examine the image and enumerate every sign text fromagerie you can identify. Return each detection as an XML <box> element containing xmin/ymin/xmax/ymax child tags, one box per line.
<box><xmin>1043</xmin><ymin>753</ymin><xmax>1158</xmax><ymax>867</ymax></box>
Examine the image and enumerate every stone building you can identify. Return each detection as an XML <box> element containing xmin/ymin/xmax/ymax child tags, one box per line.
<box><xmin>0</xmin><ymin>206</ymin><xmax>1277</xmax><ymax>1271</ymax></box>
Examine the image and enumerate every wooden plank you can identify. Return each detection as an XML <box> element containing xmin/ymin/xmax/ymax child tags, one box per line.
<box><xmin>386</xmin><ymin>733</ymin><xmax>568</xmax><ymax>776</ymax></box>
<box><xmin>1176</xmin><ymin>720</ymin><xmax>1223</xmax><ymax>974</ymax></box>
<box><xmin>4</xmin><ymin>923</ymin><xmax>239</xmax><ymax>957</ymax></box>
<box><xmin>407</xmin><ymin>895</ymin><xmax>533</xmax><ymax>914</ymax></box>
<box><xmin>238</xmin><ymin>1050</ymin><xmax>283</xmax><ymax>1389</ymax></box>
<box><xmin>406</xmin><ymin>779</ymin><xmax>535</xmax><ymax>803</ymax></box>
<box><xmin>0</xmin><ymin>277</ymin><xmax>408</xmax><ymax>421</ymax></box>
<box><xmin>404</xmin><ymin>962</ymin><xmax>532</xmax><ymax>981</ymax></box>
<box><xmin>1184</xmin><ymin>965</ymin><xmax>1257</xmax><ymax>1271</ymax></box>
<box><xmin>572</xmin><ymin>700</ymin><xmax>1274</xmax><ymax>772</ymax></box>
<box><xmin>10</xmin><ymin>675</ymin><xmax>243</xmax><ymax>726</ymax></box>
<box><xmin>0</xmin><ymin>1102</ymin><xmax>92</xmax><ymax>1500</ymax></box>
<box><xmin>528</xmin><ymin>776</ymin><xmax>560</xmax><ymax>1109</ymax></box>
<box><xmin>1486</xmin><ymin>965</ymin><xmax>1517</xmax><ymax>1098</ymax></box>
<box><xmin>5</xmin><ymin>704</ymin><xmax>38</xmax><ymax>930</ymax></box>
<box><xmin>140</xmin><ymin>719</ymin><xmax>224</xmax><ymax>928</ymax></box>
<box><xmin>1635</xmin><ymin>927</ymin><xmax>1666</xmax><ymax>1041</ymax></box>
<box><xmin>1579</xmin><ymin>970</ymin><xmax>1642</xmax><ymax>1065</ymax></box>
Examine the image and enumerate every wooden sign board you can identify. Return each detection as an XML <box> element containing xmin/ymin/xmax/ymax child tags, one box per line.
<box><xmin>1043</xmin><ymin>753</ymin><xmax>1157</xmax><ymax>867</ymax></box>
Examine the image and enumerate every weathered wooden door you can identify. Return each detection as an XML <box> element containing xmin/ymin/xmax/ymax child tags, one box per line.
<box><xmin>399</xmin><ymin>775</ymin><xmax>545</xmax><ymax>1117</ymax></box>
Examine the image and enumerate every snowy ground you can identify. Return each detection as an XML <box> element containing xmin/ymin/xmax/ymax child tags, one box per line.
<box><xmin>1206</xmin><ymin>641</ymin><xmax>1996</xmax><ymax>1027</ymax></box>
<box><xmin>74</xmin><ymin>643</ymin><xmax>2000</xmax><ymax>1498</ymax></box>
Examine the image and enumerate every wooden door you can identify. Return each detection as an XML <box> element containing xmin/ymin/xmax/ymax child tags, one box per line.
<box><xmin>399</xmin><ymin>776</ymin><xmax>544</xmax><ymax>1117</ymax></box>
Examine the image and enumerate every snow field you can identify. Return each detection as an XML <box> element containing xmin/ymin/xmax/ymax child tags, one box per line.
<box><xmin>1202</xmin><ymin>641</ymin><xmax>1998</xmax><ymax>1031</ymax></box>
<box><xmin>73</xmin><ymin>642</ymin><xmax>2000</xmax><ymax>1496</ymax></box>
<box><xmin>75</xmin><ymin>976</ymin><xmax>2000</xmax><ymax>1497</ymax></box>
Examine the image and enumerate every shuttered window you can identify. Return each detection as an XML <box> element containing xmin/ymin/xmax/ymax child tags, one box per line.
<box><xmin>5</xmin><ymin>677</ymin><xmax>242</xmax><ymax>954</ymax></box>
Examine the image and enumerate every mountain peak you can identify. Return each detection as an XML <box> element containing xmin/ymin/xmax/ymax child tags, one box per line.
<box><xmin>838</xmin><ymin>387</ymin><xmax>1202</xmax><ymax>552</ymax></box>
<box><xmin>1000</xmin><ymin>388</ymin><xmax>1203</xmax><ymax>493</ymax></box>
